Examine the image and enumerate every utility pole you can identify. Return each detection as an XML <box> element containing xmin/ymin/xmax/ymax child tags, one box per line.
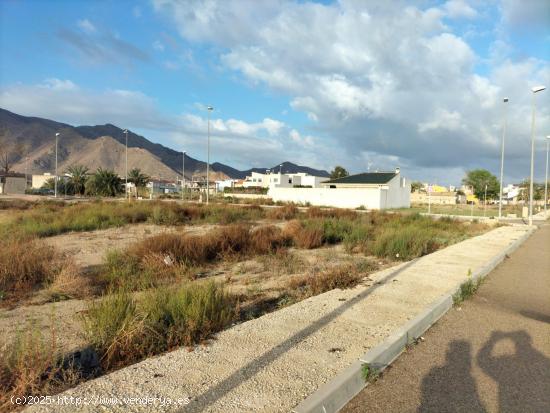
<box><xmin>206</xmin><ymin>106</ymin><xmax>213</xmax><ymax>204</ymax></box>
<box><xmin>54</xmin><ymin>132</ymin><xmax>59</xmax><ymax>198</ymax></box>
<box><xmin>182</xmin><ymin>150</ymin><xmax>186</xmax><ymax>201</ymax></box>
<box><xmin>124</xmin><ymin>129</ymin><xmax>129</xmax><ymax>200</ymax></box>
<box><xmin>498</xmin><ymin>98</ymin><xmax>508</xmax><ymax>219</ymax></box>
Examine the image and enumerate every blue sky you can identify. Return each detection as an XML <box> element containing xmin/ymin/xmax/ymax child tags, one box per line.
<box><xmin>1</xmin><ymin>0</ymin><xmax>549</xmax><ymax>184</ymax></box>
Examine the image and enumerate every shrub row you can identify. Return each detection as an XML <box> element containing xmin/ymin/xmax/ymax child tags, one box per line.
<box><xmin>83</xmin><ymin>281</ymin><xmax>236</xmax><ymax>369</ymax></box>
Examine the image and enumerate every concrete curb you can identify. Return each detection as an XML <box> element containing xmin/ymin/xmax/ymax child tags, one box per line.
<box><xmin>293</xmin><ymin>226</ymin><xmax>536</xmax><ymax>413</ymax></box>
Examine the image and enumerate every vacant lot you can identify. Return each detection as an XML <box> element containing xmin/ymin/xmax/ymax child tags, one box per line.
<box><xmin>0</xmin><ymin>200</ymin><xmax>491</xmax><ymax>411</ymax></box>
<box><xmin>394</xmin><ymin>203</ymin><xmax>524</xmax><ymax>217</ymax></box>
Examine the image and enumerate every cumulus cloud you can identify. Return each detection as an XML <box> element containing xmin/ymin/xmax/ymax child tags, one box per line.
<box><xmin>153</xmin><ymin>0</ymin><xmax>550</xmax><ymax>183</ymax></box>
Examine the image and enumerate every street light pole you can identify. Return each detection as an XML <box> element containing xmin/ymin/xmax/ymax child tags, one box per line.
<box><xmin>498</xmin><ymin>97</ymin><xmax>509</xmax><ymax>219</ymax></box>
<box><xmin>206</xmin><ymin>106</ymin><xmax>213</xmax><ymax>204</ymax></box>
<box><xmin>484</xmin><ymin>183</ymin><xmax>488</xmax><ymax>217</ymax></box>
<box><xmin>182</xmin><ymin>150</ymin><xmax>186</xmax><ymax>201</ymax></box>
<box><xmin>54</xmin><ymin>132</ymin><xmax>60</xmax><ymax>198</ymax></box>
<box><xmin>529</xmin><ymin>86</ymin><xmax>545</xmax><ymax>226</ymax></box>
<box><xmin>123</xmin><ymin>129</ymin><xmax>128</xmax><ymax>200</ymax></box>
<box><xmin>545</xmin><ymin>136</ymin><xmax>550</xmax><ymax>215</ymax></box>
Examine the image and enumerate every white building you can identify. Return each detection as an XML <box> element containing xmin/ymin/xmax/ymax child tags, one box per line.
<box><xmin>243</xmin><ymin>171</ymin><xmax>327</xmax><ymax>189</ymax></box>
<box><xmin>268</xmin><ymin>170</ymin><xmax>410</xmax><ymax>209</ymax></box>
<box><xmin>32</xmin><ymin>173</ymin><xmax>54</xmax><ymax>189</ymax></box>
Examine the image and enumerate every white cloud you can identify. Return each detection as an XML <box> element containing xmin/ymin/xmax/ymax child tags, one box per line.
<box><xmin>153</xmin><ymin>40</ymin><xmax>165</xmax><ymax>51</ymax></box>
<box><xmin>153</xmin><ymin>0</ymin><xmax>550</xmax><ymax>183</ymax></box>
<box><xmin>77</xmin><ymin>19</ymin><xmax>96</xmax><ymax>34</ymax></box>
<box><xmin>443</xmin><ymin>0</ymin><xmax>478</xmax><ymax>19</ymax></box>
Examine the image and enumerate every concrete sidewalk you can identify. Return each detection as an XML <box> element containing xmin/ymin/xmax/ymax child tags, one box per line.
<box><xmin>26</xmin><ymin>225</ymin><xmax>533</xmax><ymax>413</ymax></box>
<box><xmin>343</xmin><ymin>224</ymin><xmax>550</xmax><ymax>413</ymax></box>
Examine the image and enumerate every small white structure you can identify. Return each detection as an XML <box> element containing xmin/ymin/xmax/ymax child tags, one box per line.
<box><xmin>215</xmin><ymin>179</ymin><xmax>238</xmax><ymax>191</ymax></box>
<box><xmin>0</xmin><ymin>173</ymin><xmax>27</xmax><ymax>194</ymax></box>
<box><xmin>268</xmin><ymin>170</ymin><xmax>410</xmax><ymax>209</ymax></box>
<box><xmin>32</xmin><ymin>173</ymin><xmax>54</xmax><ymax>189</ymax></box>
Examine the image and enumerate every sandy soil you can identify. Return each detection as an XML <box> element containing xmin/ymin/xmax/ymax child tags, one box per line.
<box><xmin>43</xmin><ymin>223</ymin><xmax>218</xmax><ymax>268</ymax></box>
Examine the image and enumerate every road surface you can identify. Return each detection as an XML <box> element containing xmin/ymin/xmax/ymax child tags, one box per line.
<box><xmin>343</xmin><ymin>224</ymin><xmax>550</xmax><ymax>413</ymax></box>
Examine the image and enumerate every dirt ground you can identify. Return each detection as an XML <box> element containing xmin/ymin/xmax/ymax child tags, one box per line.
<box><xmin>1</xmin><ymin>222</ymin><xmax>385</xmax><ymax>357</ymax></box>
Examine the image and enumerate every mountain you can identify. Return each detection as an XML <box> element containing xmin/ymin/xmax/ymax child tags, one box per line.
<box><xmin>0</xmin><ymin>108</ymin><xmax>329</xmax><ymax>180</ymax></box>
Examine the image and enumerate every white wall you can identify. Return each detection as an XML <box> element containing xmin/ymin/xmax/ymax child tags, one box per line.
<box><xmin>382</xmin><ymin>175</ymin><xmax>411</xmax><ymax>208</ymax></box>
<box><xmin>32</xmin><ymin>174</ymin><xmax>53</xmax><ymax>189</ymax></box>
<box><xmin>268</xmin><ymin>187</ymin><xmax>383</xmax><ymax>209</ymax></box>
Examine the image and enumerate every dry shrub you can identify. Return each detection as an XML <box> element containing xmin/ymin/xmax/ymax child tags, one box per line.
<box><xmin>288</xmin><ymin>263</ymin><xmax>365</xmax><ymax>298</ymax></box>
<box><xmin>0</xmin><ymin>237</ymin><xmax>59</xmax><ymax>297</ymax></box>
<box><xmin>266</xmin><ymin>204</ymin><xmax>299</xmax><ymax>220</ymax></box>
<box><xmin>47</xmin><ymin>261</ymin><xmax>91</xmax><ymax>300</ymax></box>
<box><xmin>306</xmin><ymin>207</ymin><xmax>358</xmax><ymax>220</ymax></box>
<box><xmin>283</xmin><ymin>220</ymin><xmax>323</xmax><ymax>249</ymax></box>
<box><xmin>249</xmin><ymin>225</ymin><xmax>290</xmax><ymax>254</ymax></box>
<box><xmin>0</xmin><ymin>323</ymin><xmax>80</xmax><ymax>411</ymax></box>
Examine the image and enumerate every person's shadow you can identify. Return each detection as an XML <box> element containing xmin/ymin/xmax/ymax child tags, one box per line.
<box><xmin>477</xmin><ymin>330</ymin><xmax>550</xmax><ymax>412</ymax></box>
<box><xmin>418</xmin><ymin>340</ymin><xmax>486</xmax><ymax>412</ymax></box>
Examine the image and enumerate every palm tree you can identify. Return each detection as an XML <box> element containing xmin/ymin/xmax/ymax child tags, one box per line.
<box><xmin>85</xmin><ymin>168</ymin><xmax>123</xmax><ymax>197</ymax></box>
<box><xmin>65</xmin><ymin>164</ymin><xmax>89</xmax><ymax>196</ymax></box>
<box><xmin>128</xmin><ymin>168</ymin><xmax>149</xmax><ymax>198</ymax></box>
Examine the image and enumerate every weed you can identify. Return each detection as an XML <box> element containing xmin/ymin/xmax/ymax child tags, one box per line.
<box><xmin>83</xmin><ymin>282</ymin><xmax>236</xmax><ymax>369</ymax></box>
<box><xmin>361</xmin><ymin>363</ymin><xmax>380</xmax><ymax>382</ymax></box>
<box><xmin>0</xmin><ymin>321</ymin><xmax>80</xmax><ymax>411</ymax></box>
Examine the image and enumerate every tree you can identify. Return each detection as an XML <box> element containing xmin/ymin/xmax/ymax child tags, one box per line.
<box><xmin>85</xmin><ymin>168</ymin><xmax>123</xmax><ymax>197</ymax></box>
<box><xmin>43</xmin><ymin>177</ymin><xmax>71</xmax><ymax>195</ymax></box>
<box><xmin>517</xmin><ymin>180</ymin><xmax>544</xmax><ymax>202</ymax></box>
<box><xmin>127</xmin><ymin>168</ymin><xmax>149</xmax><ymax>198</ymax></box>
<box><xmin>462</xmin><ymin>169</ymin><xmax>500</xmax><ymax>200</ymax></box>
<box><xmin>330</xmin><ymin>166</ymin><xmax>349</xmax><ymax>179</ymax></box>
<box><xmin>65</xmin><ymin>164</ymin><xmax>89</xmax><ymax>196</ymax></box>
<box><xmin>0</xmin><ymin>133</ymin><xmax>24</xmax><ymax>174</ymax></box>
<box><xmin>411</xmin><ymin>181</ymin><xmax>423</xmax><ymax>193</ymax></box>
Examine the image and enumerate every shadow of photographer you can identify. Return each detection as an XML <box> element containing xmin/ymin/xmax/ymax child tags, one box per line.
<box><xmin>418</xmin><ymin>330</ymin><xmax>550</xmax><ymax>412</ymax></box>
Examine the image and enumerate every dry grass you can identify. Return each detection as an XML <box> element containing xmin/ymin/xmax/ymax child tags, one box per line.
<box><xmin>0</xmin><ymin>237</ymin><xmax>59</xmax><ymax>300</ymax></box>
<box><xmin>46</xmin><ymin>261</ymin><xmax>92</xmax><ymax>301</ymax></box>
<box><xmin>266</xmin><ymin>204</ymin><xmax>299</xmax><ymax>220</ymax></box>
<box><xmin>283</xmin><ymin>220</ymin><xmax>324</xmax><ymax>249</ymax></box>
<box><xmin>288</xmin><ymin>261</ymin><xmax>375</xmax><ymax>298</ymax></box>
<box><xmin>0</xmin><ymin>322</ymin><xmax>80</xmax><ymax>411</ymax></box>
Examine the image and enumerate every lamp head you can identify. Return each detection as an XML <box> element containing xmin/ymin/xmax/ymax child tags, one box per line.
<box><xmin>123</xmin><ymin>129</ymin><xmax>128</xmax><ymax>133</ymax></box>
<box><xmin>207</xmin><ymin>106</ymin><xmax>214</xmax><ymax>111</ymax></box>
<box><xmin>55</xmin><ymin>133</ymin><xmax>60</xmax><ymax>136</ymax></box>
<box><xmin>532</xmin><ymin>85</ymin><xmax>546</xmax><ymax>93</ymax></box>
<box><xmin>503</xmin><ymin>97</ymin><xmax>509</xmax><ymax>102</ymax></box>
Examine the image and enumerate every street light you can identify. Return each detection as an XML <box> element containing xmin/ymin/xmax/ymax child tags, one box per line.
<box><xmin>54</xmin><ymin>132</ymin><xmax>60</xmax><ymax>198</ymax></box>
<box><xmin>123</xmin><ymin>129</ymin><xmax>129</xmax><ymax>200</ymax></box>
<box><xmin>545</xmin><ymin>136</ymin><xmax>550</xmax><ymax>215</ymax></box>
<box><xmin>529</xmin><ymin>85</ymin><xmax>546</xmax><ymax>225</ymax></box>
<box><xmin>206</xmin><ymin>106</ymin><xmax>213</xmax><ymax>204</ymax></box>
<box><xmin>498</xmin><ymin>97</ymin><xmax>509</xmax><ymax>219</ymax></box>
<box><xmin>182</xmin><ymin>150</ymin><xmax>186</xmax><ymax>201</ymax></box>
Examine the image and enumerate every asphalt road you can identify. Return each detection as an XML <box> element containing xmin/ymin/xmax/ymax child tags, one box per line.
<box><xmin>343</xmin><ymin>224</ymin><xmax>550</xmax><ymax>413</ymax></box>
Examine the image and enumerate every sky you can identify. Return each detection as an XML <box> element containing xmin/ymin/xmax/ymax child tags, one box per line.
<box><xmin>0</xmin><ymin>0</ymin><xmax>549</xmax><ymax>185</ymax></box>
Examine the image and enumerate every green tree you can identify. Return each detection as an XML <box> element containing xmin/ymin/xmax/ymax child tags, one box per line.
<box><xmin>411</xmin><ymin>181</ymin><xmax>423</xmax><ymax>193</ymax></box>
<box><xmin>517</xmin><ymin>180</ymin><xmax>544</xmax><ymax>201</ymax></box>
<box><xmin>65</xmin><ymin>164</ymin><xmax>89</xmax><ymax>196</ymax></box>
<box><xmin>462</xmin><ymin>169</ymin><xmax>500</xmax><ymax>200</ymax></box>
<box><xmin>85</xmin><ymin>168</ymin><xmax>123</xmax><ymax>197</ymax></box>
<box><xmin>330</xmin><ymin>166</ymin><xmax>349</xmax><ymax>180</ymax></box>
<box><xmin>127</xmin><ymin>168</ymin><xmax>149</xmax><ymax>198</ymax></box>
<box><xmin>43</xmin><ymin>177</ymin><xmax>72</xmax><ymax>195</ymax></box>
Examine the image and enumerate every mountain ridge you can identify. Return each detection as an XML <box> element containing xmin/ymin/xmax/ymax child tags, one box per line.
<box><xmin>0</xmin><ymin>108</ymin><xmax>329</xmax><ymax>179</ymax></box>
